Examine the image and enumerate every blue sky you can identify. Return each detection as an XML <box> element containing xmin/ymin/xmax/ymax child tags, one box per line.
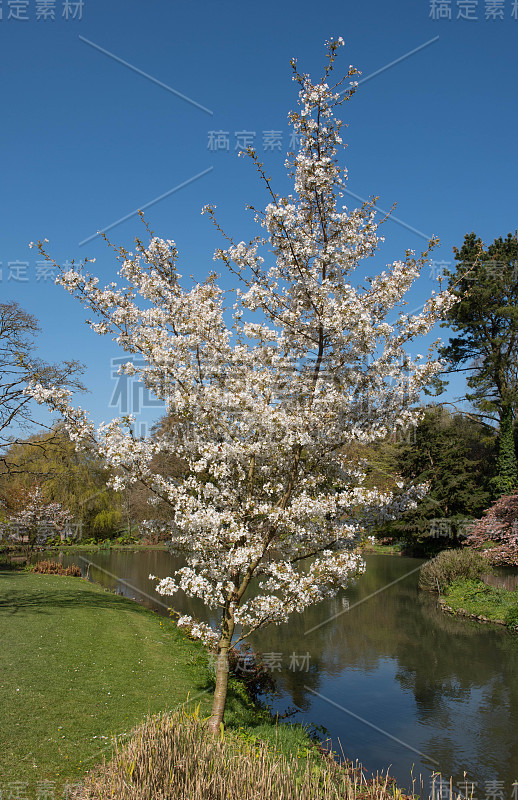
<box><xmin>2</xmin><ymin>0</ymin><xmax>517</xmax><ymax>435</ymax></box>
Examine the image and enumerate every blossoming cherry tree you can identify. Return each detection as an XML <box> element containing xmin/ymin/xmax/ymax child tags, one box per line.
<box><xmin>29</xmin><ymin>40</ymin><xmax>452</xmax><ymax>731</ymax></box>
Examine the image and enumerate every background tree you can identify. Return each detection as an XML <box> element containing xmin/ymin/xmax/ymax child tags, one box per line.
<box><xmin>0</xmin><ymin>301</ymin><xmax>85</xmax><ymax>471</ymax></box>
<box><xmin>0</xmin><ymin>425</ymin><xmax>126</xmax><ymax>540</ymax></box>
<box><xmin>125</xmin><ymin>413</ymin><xmax>188</xmax><ymax>539</ymax></box>
<box><xmin>4</xmin><ymin>483</ymin><xmax>74</xmax><ymax>554</ymax></box>
<box><xmin>380</xmin><ymin>406</ymin><xmax>495</xmax><ymax>553</ymax></box>
<box><xmin>29</xmin><ymin>40</ymin><xmax>453</xmax><ymax>733</ymax></box>
<box><xmin>440</xmin><ymin>232</ymin><xmax>518</xmax><ymax>497</ymax></box>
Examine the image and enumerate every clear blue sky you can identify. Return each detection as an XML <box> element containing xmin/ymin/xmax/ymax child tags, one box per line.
<box><xmin>2</xmin><ymin>0</ymin><xmax>517</xmax><ymax>434</ymax></box>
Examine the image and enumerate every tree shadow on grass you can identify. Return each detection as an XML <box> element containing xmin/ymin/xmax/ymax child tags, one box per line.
<box><xmin>0</xmin><ymin>572</ymin><xmax>278</xmax><ymax>733</ymax></box>
<box><xmin>0</xmin><ymin>572</ymin><xmax>153</xmax><ymax>617</ymax></box>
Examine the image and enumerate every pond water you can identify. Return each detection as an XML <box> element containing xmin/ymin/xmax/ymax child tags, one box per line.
<box><xmin>47</xmin><ymin>549</ymin><xmax>518</xmax><ymax>793</ymax></box>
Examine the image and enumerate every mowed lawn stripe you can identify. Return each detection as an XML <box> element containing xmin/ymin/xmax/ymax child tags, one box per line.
<box><xmin>0</xmin><ymin>570</ymin><xmax>213</xmax><ymax>789</ymax></box>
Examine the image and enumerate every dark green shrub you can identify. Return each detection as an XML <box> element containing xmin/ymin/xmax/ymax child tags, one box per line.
<box><xmin>419</xmin><ymin>548</ymin><xmax>490</xmax><ymax>593</ymax></box>
<box><xmin>114</xmin><ymin>532</ymin><xmax>140</xmax><ymax>545</ymax></box>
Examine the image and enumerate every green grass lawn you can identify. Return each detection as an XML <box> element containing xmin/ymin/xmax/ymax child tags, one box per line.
<box><xmin>0</xmin><ymin>569</ymin><xmax>288</xmax><ymax>796</ymax></box>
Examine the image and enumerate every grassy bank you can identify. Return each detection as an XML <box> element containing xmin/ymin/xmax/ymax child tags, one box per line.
<box><xmin>442</xmin><ymin>578</ymin><xmax>518</xmax><ymax>629</ymax></box>
<box><xmin>418</xmin><ymin>548</ymin><xmax>518</xmax><ymax>630</ymax></box>
<box><xmin>0</xmin><ymin>569</ymin><xmax>312</xmax><ymax>795</ymax></box>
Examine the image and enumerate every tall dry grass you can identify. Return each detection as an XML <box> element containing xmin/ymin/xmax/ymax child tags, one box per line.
<box><xmin>73</xmin><ymin>709</ymin><xmax>412</xmax><ymax>800</ymax></box>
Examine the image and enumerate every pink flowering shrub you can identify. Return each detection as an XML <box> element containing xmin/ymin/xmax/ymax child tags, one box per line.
<box><xmin>465</xmin><ymin>492</ymin><xmax>518</xmax><ymax>566</ymax></box>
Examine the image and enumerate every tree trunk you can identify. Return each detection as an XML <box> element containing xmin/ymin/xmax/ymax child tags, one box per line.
<box><xmin>208</xmin><ymin>611</ymin><xmax>235</xmax><ymax>734</ymax></box>
<box><xmin>208</xmin><ymin>645</ymin><xmax>231</xmax><ymax>734</ymax></box>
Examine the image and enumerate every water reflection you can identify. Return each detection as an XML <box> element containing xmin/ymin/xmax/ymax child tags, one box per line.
<box><xmin>49</xmin><ymin>549</ymin><xmax>518</xmax><ymax>792</ymax></box>
<box><xmin>483</xmin><ymin>569</ymin><xmax>518</xmax><ymax>591</ymax></box>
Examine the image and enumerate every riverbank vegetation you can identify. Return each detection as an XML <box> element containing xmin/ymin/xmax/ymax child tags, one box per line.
<box><xmin>418</xmin><ymin>548</ymin><xmax>489</xmax><ymax>594</ymax></box>
<box><xmin>441</xmin><ymin>579</ymin><xmax>518</xmax><ymax>630</ymax></box>
<box><xmin>31</xmin><ymin>558</ymin><xmax>82</xmax><ymax>575</ymax></box>
<box><xmin>419</xmin><ymin>548</ymin><xmax>518</xmax><ymax>631</ymax></box>
<box><xmin>75</xmin><ymin>709</ymin><xmax>409</xmax><ymax>800</ymax></box>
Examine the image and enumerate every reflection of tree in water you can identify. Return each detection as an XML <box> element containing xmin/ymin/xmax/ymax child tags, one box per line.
<box><xmin>394</xmin><ymin>592</ymin><xmax>481</xmax><ymax>719</ymax></box>
<box><xmin>277</xmin><ymin>658</ymin><xmax>321</xmax><ymax>712</ymax></box>
<box><xmin>252</xmin><ymin>554</ymin><xmax>518</xmax><ymax>786</ymax></box>
<box><xmin>250</xmin><ymin>611</ymin><xmax>325</xmax><ymax>711</ymax></box>
<box><xmin>251</xmin><ymin>555</ymin><xmax>425</xmax><ymax>708</ymax></box>
<box><xmin>397</xmin><ymin>590</ymin><xmax>516</xmax><ymax>710</ymax></box>
<box><xmin>392</xmin><ymin>588</ymin><xmax>518</xmax><ymax>784</ymax></box>
<box><xmin>81</xmin><ymin>549</ymin><xmax>220</xmax><ymax>628</ymax></box>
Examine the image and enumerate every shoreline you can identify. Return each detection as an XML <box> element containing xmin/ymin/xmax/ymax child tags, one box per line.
<box><xmin>435</xmin><ymin>577</ymin><xmax>518</xmax><ymax>633</ymax></box>
<box><xmin>438</xmin><ymin>596</ymin><xmax>508</xmax><ymax>627</ymax></box>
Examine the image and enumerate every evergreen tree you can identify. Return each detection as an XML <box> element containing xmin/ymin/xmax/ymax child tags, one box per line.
<box><xmin>383</xmin><ymin>406</ymin><xmax>495</xmax><ymax>552</ymax></box>
<box><xmin>440</xmin><ymin>232</ymin><xmax>518</xmax><ymax>497</ymax></box>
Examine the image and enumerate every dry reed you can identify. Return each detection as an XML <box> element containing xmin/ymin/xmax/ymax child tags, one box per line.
<box><xmin>73</xmin><ymin>709</ymin><xmax>416</xmax><ymax>800</ymax></box>
<box><xmin>32</xmin><ymin>560</ymin><xmax>82</xmax><ymax>576</ymax></box>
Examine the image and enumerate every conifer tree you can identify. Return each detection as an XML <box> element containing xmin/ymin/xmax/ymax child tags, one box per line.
<box><xmin>441</xmin><ymin>232</ymin><xmax>518</xmax><ymax>497</ymax></box>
